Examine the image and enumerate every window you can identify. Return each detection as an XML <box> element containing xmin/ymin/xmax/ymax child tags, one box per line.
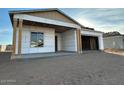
<box><xmin>31</xmin><ymin>32</ymin><xmax>44</xmax><ymax>47</ymax></box>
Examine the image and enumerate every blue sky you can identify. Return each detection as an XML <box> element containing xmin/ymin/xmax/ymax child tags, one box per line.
<box><xmin>0</xmin><ymin>8</ymin><xmax>124</xmax><ymax>45</ymax></box>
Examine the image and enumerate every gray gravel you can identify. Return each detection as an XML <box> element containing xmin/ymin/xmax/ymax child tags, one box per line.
<box><xmin>0</xmin><ymin>51</ymin><xmax>124</xmax><ymax>85</ymax></box>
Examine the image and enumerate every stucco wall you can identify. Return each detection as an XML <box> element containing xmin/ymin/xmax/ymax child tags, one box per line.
<box><xmin>104</xmin><ymin>36</ymin><xmax>124</xmax><ymax>49</ymax></box>
<box><xmin>61</xmin><ymin>29</ymin><xmax>77</xmax><ymax>51</ymax></box>
<box><xmin>16</xmin><ymin>26</ymin><xmax>55</xmax><ymax>54</ymax></box>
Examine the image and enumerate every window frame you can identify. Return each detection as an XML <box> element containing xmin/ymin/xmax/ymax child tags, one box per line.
<box><xmin>30</xmin><ymin>32</ymin><xmax>44</xmax><ymax>48</ymax></box>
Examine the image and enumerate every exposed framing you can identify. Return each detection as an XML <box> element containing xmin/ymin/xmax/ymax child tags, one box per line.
<box><xmin>12</xmin><ymin>18</ymin><xmax>17</xmax><ymax>55</ymax></box>
<box><xmin>76</xmin><ymin>29</ymin><xmax>82</xmax><ymax>53</ymax></box>
<box><xmin>18</xmin><ymin>19</ymin><xmax>23</xmax><ymax>54</ymax></box>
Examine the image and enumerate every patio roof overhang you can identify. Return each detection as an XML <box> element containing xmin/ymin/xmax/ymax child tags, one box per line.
<box><xmin>23</xmin><ymin>20</ymin><xmax>73</xmax><ymax>33</ymax></box>
<box><xmin>14</xmin><ymin>14</ymin><xmax>81</xmax><ymax>29</ymax></box>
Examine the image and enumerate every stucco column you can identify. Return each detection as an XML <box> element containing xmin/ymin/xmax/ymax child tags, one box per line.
<box><xmin>18</xmin><ymin>19</ymin><xmax>23</xmax><ymax>54</ymax></box>
<box><xmin>98</xmin><ymin>35</ymin><xmax>104</xmax><ymax>50</ymax></box>
<box><xmin>12</xmin><ymin>18</ymin><xmax>18</xmax><ymax>55</ymax></box>
<box><xmin>76</xmin><ymin>29</ymin><xmax>82</xmax><ymax>54</ymax></box>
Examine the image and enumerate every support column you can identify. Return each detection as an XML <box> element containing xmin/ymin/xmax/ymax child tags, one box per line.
<box><xmin>12</xmin><ymin>18</ymin><xmax>17</xmax><ymax>55</ymax></box>
<box><xmin>79</xmin><ymin>30</ymin><xmax>82</xmax><ymax>53</ymax></box>
<box><xmin>76</xmin><ymin>29</ymin><xmax>82</xmax><ymax>54</ymax></box>
<box><xmin>98</xmin><ymin>35</ymin><xmax>104</xmax><ymax>50</ymax></box>
<box><xmin>18</xmin><ymin>19</ymin><xmax>23</xmax><ymax>54</ymax></box>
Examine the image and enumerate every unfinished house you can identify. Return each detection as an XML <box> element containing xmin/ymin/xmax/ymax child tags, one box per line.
<box><xmin>9</xmin><ymin>9</ymin><xmax>104</xmax><ymax>58</ymax></box>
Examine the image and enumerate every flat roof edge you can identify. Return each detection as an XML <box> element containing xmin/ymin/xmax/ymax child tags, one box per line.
<box><xmin>81</xmin><ymin>28</ymin><xmax>104</xmax><ymax>33</ymax></box>
<box><xmin>9</xmin><ymin>8</ymin><xmax>58</xmax><ymax>14</ymax></box>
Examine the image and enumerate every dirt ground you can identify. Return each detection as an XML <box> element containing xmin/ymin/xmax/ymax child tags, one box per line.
<box><xmin>0</xmin><ymin>51</ymin><xmax>124</xmax><ymax>85</ymax></box>
<box><xmin>104</xmin><ymin>48</ymin><xmax>124</xmax><ymax>56</ymax></box>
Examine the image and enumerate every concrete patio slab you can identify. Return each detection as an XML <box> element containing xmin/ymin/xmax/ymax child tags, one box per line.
<box><xmin>11</xmin><ymin>52</ymin><xmax>76</xmax><ymax>59</ymax></box>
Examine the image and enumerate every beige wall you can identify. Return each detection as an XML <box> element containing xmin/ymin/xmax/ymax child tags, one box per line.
<box><xmin>25</xmin><ymin>11</ymin><xmax>77</xmax><ymax>24</ymax></box>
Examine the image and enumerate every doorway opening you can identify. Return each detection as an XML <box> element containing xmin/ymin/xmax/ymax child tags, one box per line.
<box><xmin>55</xmin><ymin>36</ymin><xmax>58</xmax><ymax>52</ymax></box>
<box><xmin>81</xmin><ymin>35</ymin><xmax>99</xmax><ymax>50</ymax></box>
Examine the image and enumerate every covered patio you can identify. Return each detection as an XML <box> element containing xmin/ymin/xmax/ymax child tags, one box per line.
<box><xmin>23</xmin><ymin>20</ymin><xmax>78</xmax><ymax>52</ymax></box>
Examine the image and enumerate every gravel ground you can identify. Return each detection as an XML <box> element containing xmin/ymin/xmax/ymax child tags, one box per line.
<box><xmin>0</xmin><ymin>51</ymin><xmax>124</xmax><ymax>85</ymax></box>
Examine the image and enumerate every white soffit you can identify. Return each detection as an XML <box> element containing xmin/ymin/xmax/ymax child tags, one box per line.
<box><xmin>14</xmin><ymin>14</ymin><xmax>81</xmax><ymax>29</ymax></box>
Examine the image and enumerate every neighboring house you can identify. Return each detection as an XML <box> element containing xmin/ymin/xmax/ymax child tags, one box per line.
<box><xmin>9</xmin><ymin>9</ymin><xmax>104</xmax><ymax>55</ymax></box>
<box><xmin>104</xmin><ymin>35</ymin><xmax>124</xmax><ymax>49</ymax></box>
<box><xmin>0</xmin><ymin>45</ymin><xmax>6</xmax><ymax>52</ymax></box>
<box><xmin>6</xmin><ymin>45</ymin><xmax>13</xmax><ymax>52</ymax></box>
<box><xmin>0</xmin><ymin>45</ymin><xmax>12</xmax><ymax>52</ymax></box>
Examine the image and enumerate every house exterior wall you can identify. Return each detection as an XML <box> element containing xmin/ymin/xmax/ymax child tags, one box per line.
<box><xmin>81</xmin><ymin>30</ymin><xmax>104</xmax><ymax>50</ymax></box>
<box><xmin>15</xmin><ymin>25</ymin><xmax>55</xmax><ymax>54</ymax></box>
<box><xmin>15</xmin><ymin>25</ymin><xmax>77</xmax><ymax>54</ymax></box>
<box><xmin>14</xmin><ymin>25</ymin><xmax>104</xmax><ymax>54</ymax></box>
<box><xmin>104</xmin><ymin>36</ymin><xmax>124</xmax><ymax>49</ymax></box>
<box><xmin>61</xmin><ymin>29</ymin><xmax>77</xmax><ymax>51</ymax></box>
